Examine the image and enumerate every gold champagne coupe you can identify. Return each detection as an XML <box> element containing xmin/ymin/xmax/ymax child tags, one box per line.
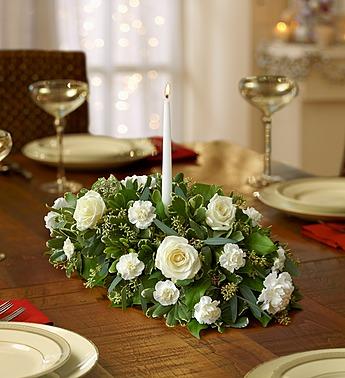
<box><xmin>239</xmin><ymin>75</ymin><xmax>298</xmax><ymax>187</ymax></box>
<box><xmin>28</xmin><ymin>79</ymin><xmax>88</xmax><ymax>194</ymax></box>
<box><xmin>0</xmin><ymin>130</ymin><xmax>12</xmax><ymax>261</ymax></box>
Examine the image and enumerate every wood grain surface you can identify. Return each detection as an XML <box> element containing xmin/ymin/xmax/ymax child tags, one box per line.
<box><xmin>0</xmin><ymin>141</ymin><xmax>344</xmax><ymax>378</ymax></box>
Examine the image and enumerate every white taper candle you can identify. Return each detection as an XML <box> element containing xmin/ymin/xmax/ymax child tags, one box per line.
<box><xmin>162</xmin><ymin>83</ymin><xmax>172</xmax><ymax>208</ymax></box>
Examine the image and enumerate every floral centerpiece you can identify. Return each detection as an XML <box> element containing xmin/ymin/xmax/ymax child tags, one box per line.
<box><xmin>45</xmin><ymin>173</ymin><xmax>301</xmax><ymax>338</ymax></box>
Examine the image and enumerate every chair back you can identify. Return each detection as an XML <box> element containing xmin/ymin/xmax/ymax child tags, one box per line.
<box><xmin>0</xmin><ymin>50</ymin><xmax>88</xmax><ymax>152</ymax></box>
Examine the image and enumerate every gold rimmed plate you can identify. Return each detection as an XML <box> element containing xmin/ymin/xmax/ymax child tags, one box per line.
<box><xmin>0</xmin><ymin>323</ymin><xmax>71</xmax><ymax>378</ymax></box>
<box><xmin>22</xmin><ymin>134</ymin><xmax>156</xmax><ymax>170</ymax></box>
<box><xmin>14</xmin><ymin>322</ymin><xmax>99</xmax><ymax>378</ymax></box>
<box><xmin>258</xmin><ymin>178</ymin><xmax>345</xmax><ymax>220</ymax></box>
<box><xmin>245</xmin><ymin>348</ymin><xmax>345</xmax><ymax>378</ymax></box>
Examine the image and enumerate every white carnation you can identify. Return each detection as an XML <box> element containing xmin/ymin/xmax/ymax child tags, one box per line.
<box><xmin>257</xmin><ymin>271</ymin><xmax>294</xmax><ymax>315</ymax></box>
<box><xmin>273</xmin><ymin>246</ymin><xmax>286</xmax><ymax>272</ymax></box>
<box><xmin>44</xmin><ymin>196</ymin><xmax>69</xmax><ymax>233</ymax></box>
<box><xmin>242</xmin><ymin>207</ymin><xmax>263</xmax><ymax>227</ymax></box>
<box><xmin>128</xmin><ymin>200</ymin><xmax>156</xmax><ymax>229</ymax></box>
<box><xmin>206</xmin><ymin>194</ymin><xmax>237</xmax><ymax>231</ymax></box>
<box><xmin>121</xmin><ymin>175</ymin><xmax>156</xmax><ymax>188</ymax></box>
<box><xmin>155</xmin><ymin>236</ymin><xmax>201</xmax><ymax>281</ymax></box>
<box><xmin>219</xmin><ymin>243</ymin><xmax>246</xmax><ymax>273</ymax></box>
<box><xmin>194</xmin><ymin>296</ymin><xmax>221</xmax><ymax>325</ymax></box>
<box><xmin>116</xmin><ymin>253</ymin><xmax>145</xmax><ymax>280</ymax></box>
<box><xmin>63</xmin><ymin>237</ymin><xmax>75</xmax><ymax>260</ymax></box>
<box><xmin>73</xmin><ymin>190</ymin><xmax>106</xmax><ymax>231</ymax></box>
<box><xmin>153</xmin><ymin>280</ymin><xmax>180</xmax><ymax>306</ymax></box>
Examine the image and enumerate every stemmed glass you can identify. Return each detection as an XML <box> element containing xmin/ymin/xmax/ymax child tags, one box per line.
<box><xmin>0</xmin><ymin>130</ymin><xmax>12</xmax><ymax>261</ymax></box>
<box><xmin>239</xmin><ymin>75</ymin><xmax>298</xmax><ymax>187</ymax></box>
<box><xmin>28</xmin><ymin>80</ymin><xmax>88</xmax><ymax>194</ymax></box>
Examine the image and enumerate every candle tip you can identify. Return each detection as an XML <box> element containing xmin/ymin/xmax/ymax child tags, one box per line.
<box><xmin>165</xmin><ymin>83</ymin><xmax>170</xmax><ymax>99</ymax></box>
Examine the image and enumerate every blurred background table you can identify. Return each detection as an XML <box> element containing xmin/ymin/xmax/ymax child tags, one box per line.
<box><xmin>0</xmin><ymin>141</ymin><xmax>344</xmax><ymax>377</ymax></box>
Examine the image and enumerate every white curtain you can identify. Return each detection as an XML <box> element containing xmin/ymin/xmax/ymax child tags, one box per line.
<box><xmin>0</xmin><ymin>0</ymin><xmax>253</xmax><ymax>147</ymax></box>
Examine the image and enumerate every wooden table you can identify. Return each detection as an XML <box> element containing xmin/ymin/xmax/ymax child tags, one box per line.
<box><xmin>0</xmin><ymin>141</ymin><xmax>344</xmax><ymax>377</ymax></box>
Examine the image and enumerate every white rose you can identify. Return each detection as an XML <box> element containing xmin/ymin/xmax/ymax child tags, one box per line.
<box><xmin>273</xmin><ymin>246</ymin><xmax>286</xmax><ymax>272</ymax></box>
<box><xmin>44</xmin><ymin>196</ymin><xmax>69</xmax><ymax>233</ymax></box>
<box><xmin>242</xmin><ymin>207</ymin><xmax>263</xmax><ymax>227</ymax></box>
<box><xmin>155</xmin><ymin>236</ymin><xmax>201</xmax><ymax>281</ymax></box>
<box><xmin>128</xmin><ymin>200</ymin><xmax>156</xmax><ymax>229</ymax></box>
<box><xmin>121</xmin><ymin>175</ymin><xmax>156</xmax><ymax>189</ymax></box>
<box><xmin>206</xmin><ymin>194</ymin><xmax>237</xmax><ymax>231</ymax></box>
<box><xmin>153</xmin><ymin>280</ymin><xmax>180</xmax><ymax>306</ymax></box>
<box><xmin>73</xmin><ymin>190</ymin><xmax>106</xmax><ymax>231</ymax></box>
<box><xmin>257</xmin><ymin>271</ymin><xmax>294</xmax><ymax>315</ymax></box>
<box><xmin>63</xmin><ymin>237</ymin><xmax>75</xmax><ymax>260</ymax></box>
<box><xmin>116</xmin><ymin>253</ymin><xmax>145</xmax><ymax>280</ymax></box>
<box><xmin>194</xmin><ymin>296</ymin><xmax>221</xmax><ymax>324</ymax></box>
<box><xmin>219</xmin><ymin>243</ymin><xmax>246</xmax><ymax>273</ymax></box>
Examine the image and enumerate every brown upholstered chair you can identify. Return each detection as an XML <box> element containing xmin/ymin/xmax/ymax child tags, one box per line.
<box><xmin>0</xmin><ymin>50</ymin><xmax>89</xmax><ymax>152</ymax></box>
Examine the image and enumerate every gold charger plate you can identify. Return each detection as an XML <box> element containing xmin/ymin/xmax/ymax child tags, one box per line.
<box><xmin>258</xmin><ymin>178</ymin><xmax>345</xmax><ymax>221</ymax></box>
<box><xmin>245</xmin><ymin>348</ymin><xmax>345</xmax><ymax>378</ymax></box>
<box><xmin>22</xmin><ymin>134</ymin><xmax>156</xmax><ymax>170</ymax></box>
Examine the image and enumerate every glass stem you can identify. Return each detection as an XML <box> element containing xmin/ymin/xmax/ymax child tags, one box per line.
<box><xmin>54</xmin><ymin>117</ymin><xmax>66</xmax><ymax>193</ymax></box>
<box><xmin>262</xmin><ymin>115</ymin><xmax>272</xmax><ymax>177</ymax></box>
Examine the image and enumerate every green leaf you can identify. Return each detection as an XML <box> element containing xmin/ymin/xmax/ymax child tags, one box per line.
<box><xmin>229</xmin><ymin>295</ymin><xmax>238</xmax><ymax>323</ymax></box>
<box><xmin>152</xmin><ymin>304</ymin><xmax>172</xmax><ymax>318</ymax></box>
<box><xmin>184</xmin><ymin>277</ymin><xmax>212</xmax><ymax>308</ymax></box>
<box><xmin>141</xmin><ymin>288</ymin><xmax>154</xmax><ymax>301</ymax></box>
<box><xmin>155</xmin><ymin>201</ymin><xmax>166</xmax><ymax>220</ymax></box>
<box><xmin>47</xmin><ymin>237</ymin><xmax>65</xmax><ymax>250</ymax></box>
<box><xmin>108</xmin><ymin>275</ymin><xmax>122</xmax><ymax>293</ymax></box>
<box><xmin>204</xmin><ymin>237</ymin><xmax>236</xmax><ymax>246</ymax></box>
<box><xmin>140</xmin><ymin>187</ymin><xmax>150</xmax><ymax>201</ymax></box>
<box><xmin>228</xmin><ymin>316</ymin><xmax>249</xmax><ymax>328</ymax></box>
<box><xmin>139</xmin><ymin>284</ymin><xmax>147</xmax><ymax>313</ymax></box>
<box><xmin>191</xmin><ymin>183</ymin><xmax>221</xmax><ymax>203</ymax></box>
<box><xmin>246</xmin><ymin>232</ymin><xmax>277</xmax><ymax>255</ymax></box>
<box><xmin>171</xmin><ymin>196</ymin><xmax>188</xmax><ymax>218</ymax></box>
<box><xmin>193</xmin><ymin>207</ymin><xmax>206</xmax><ymax>223</ymax></box>
<box><xmin>230</xmin><ymin>231</ymin><xmax>244</xmax><ymax>242</ymax></box>
<box><xmin>108</xmin><ymin>261</ymin><xmax>117</xmax><ymax>274</ymax></box>
<box><xmin>64</xmin><ymin>192</ymin><xmax>77</xmax><ymax>207</ymax></box>
<box><xmin>241</xmin><ymin>277</ymin><xmax>264</xmax><ymax>292</ymax></box>
<box><xmin>285</xmin><ymin>258</ymin><xmax>299</xmax><ymax>276</ymax></box>
<box><xmin>175</xmin><ymin>279</ymin><xmax>193</xmax><ymax>287</ymax></box>
<box><xmin>104</xmin><ymin>246</ymin><xmax>123</xmax><ymax>259</ymax></box>
<box><xmin>151</xmin><ymin>189</ymin><xmax>162</xmax><ymax>204</ymax></box>
<box><xmin>189</xmin><ymin>219</ymin><xmax>207</xmax><ymax>240</ymax></box>
<box><xmin>146</xmin><ymin>303</ymin><xmax>159</xmax><ymax>317</ymax></box>
<box><xmin>187</xmin><ymin>319</ymin><xmax>208</xmax><ymax>339</ymax></box>
<box><xmin>166</xmin><ymin>306</ymin><xmax>178</xmax><ymax>327</ymax></box>
<box><xmin>49</xmin><ymin>250</ymin><xmax>66</xmax><ymax>263</ymax></box>
<box><xmin>177</xmin><ymin>302</ymin><xmax>191</xmax><ymax>323</ymax></box>
<box><xmin>121</xmin><ymin>286</ymin><xmax>127</xmax><ymax>310</ymax></box>
<box><xmin>153</xmin><ymin>219</ymin><xmax>178</xmax><ymax>236</ymax></box>
<box><xmin>188</xmin><ymin>194</ymin><xmax>204</xmax><ymax>210</ymax></box>
<box><xmin>149</xmin><ymin>271</ymin><xmax>164</xmax><ymax>280</ymax></box>
<box><xmin>200</xmin><ymin>246</ymin><xmax>212</xmax><ymax>268</ymax></box>
<box><xmin>174</xmin><ymin>172</ymin><xmax>184</xmax><ymax>183</ymax></box>
<box><xmin>239</xmin><ymin>286</ymin><xmax>261</xmax><ymax>318</ymax></box>
<box><xmin>174</xmin><ymin>186</ymin><xmax>187</xmax><ymax>199</ymax></box>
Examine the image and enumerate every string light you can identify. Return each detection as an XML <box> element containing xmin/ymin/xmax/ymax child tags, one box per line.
<box><xmin>91</xmin><ymin>76</ymin><xmax>102</xmax><ymax>86</ymax></box>
<box><xmin>154</xmin><ymin>16</ymin><xmax>165</xmax><ymax>25</ymax></box>
<box><xmin>118</xmin><ymin>90</ymin><xmax>129</xmax><ymax>100</ymax></box>
<box><xmin>147</xmin><ymin>70</ymin><xmax>158</xmax><ymax>80</ymax></box>
<box><xmin>148</xmin><ymin>37</ymin><xmax>159</xmax><ymax>47</ymax></box>
<box><xmin>94</xmin><ymin>38</ymin><xmax>104</xmax><ymax>47</ymax></box>
<box><xmin>118</xmin><ymin>4</ymin><xmax>128</xmax><ymax>14</ymax></box>
<box><xmin>132</xmin><ymin>19</ymin><xmax>143</xmax><ymax>29</ymax></box>
<box><xmin>115</xmin><ymin>101</ymin><xmax>130</xmax><ymax>111</ymax></box>
<box><xmin>118</xmin><ymin>38</ymin><xmax>129</xmax><ymax>47</ymax></box>
<box><xmin>120</xmin><ymin>23</ymin><xmax>130</xmax><ymax>32</ymax></box>
<box><xmin>149</xmin><ymin>113</ymin><xmax>160</xmax><ymax>129</ymax></box>
<box><xmin>129</xmin><ymin>0</ymin><xmax>140</xmax><ymax>7</ymax></box>
<box><xmin>117</xmin><ymin>124</ymin><xmax>128</xmax><ymax>134</ymax></box>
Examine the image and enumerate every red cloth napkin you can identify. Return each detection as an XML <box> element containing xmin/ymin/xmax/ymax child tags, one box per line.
<box><xmin>0</xmin><ymin>299</ymin><xmax>52</xmax><ymax>324</ymax></box>
<box><xmin>301</xmin><ymin>223</ymin><xmax>345</xmax><ymax>250</ymax></box>
<box><xmin>148</xmin><ymin>137</ymin><xmax>198</xmax><ymax>163</ymax></box>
